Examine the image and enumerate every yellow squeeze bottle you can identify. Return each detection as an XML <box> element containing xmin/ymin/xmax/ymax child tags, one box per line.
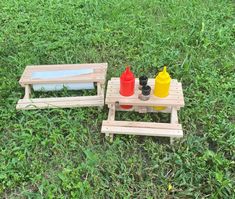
<box><xmin>153</xmin><ymin>66</ymin><xmax>171</xmax><ymax>110</ymax></box>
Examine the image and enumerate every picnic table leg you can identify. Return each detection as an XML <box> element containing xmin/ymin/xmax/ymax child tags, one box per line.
<box><xmin>97</xmin><ymin>82</ymin><xmax>105</xmax><ymax>96</ymax></box>
<box><xmin>24</xmin><ymin>85</ymin><xmax>31</xmax><ymax>99</ymax></box>
<box><xmin>170</xmin><ymin>107</ymin><xmax>178</xmax><ymax>144</ymax></box>
<box><xmin>97</xmin><ymin>82</ymin><xmax>105</xmax><ymax>108</ymax></box>
<box><xmin>107</xmin><ymin>104</ymin><xmax>115</xmax><ymax>142</ymax></box>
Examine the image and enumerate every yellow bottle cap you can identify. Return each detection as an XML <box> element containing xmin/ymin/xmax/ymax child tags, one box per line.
<box><xmin>157</xmin><ymin>66</ymin><xmax>171</xmax><ymax>81</ymax></box>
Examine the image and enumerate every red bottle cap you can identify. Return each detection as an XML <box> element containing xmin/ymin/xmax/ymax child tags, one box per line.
<box><xmin>121</xmin><ymin>66</ymin><xmax>134</xmax><ymax>81</ymax></box>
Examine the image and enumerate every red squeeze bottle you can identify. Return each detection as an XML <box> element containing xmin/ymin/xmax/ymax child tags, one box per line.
<box><xmin>120</xmin><ymin>66</ymin><xmax>135</xmax><ymax>109</ymax></box>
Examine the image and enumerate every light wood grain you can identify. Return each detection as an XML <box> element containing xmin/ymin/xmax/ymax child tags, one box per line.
<box><xmin>102</xmin><ymin>120</ymin><xmax>182</xmax><ymax>130</ymax></box>
<box><xmin>16</xmin><ymin>96</ymin><xmax>103</xmax><ymax>110</ymax></box>
<box><xmin>106</xmin><ymin>104</ymin><xmax>115</xmax><ymax>141</ymax></box>
<box><xmin>105</xmin><ymin>78</ymin><xmax>184</xmax><ymax>107</ymax></box>
<box><xmin>106</xmin><ymin>97</ymin><xmax>184</xmax><ymax>107</ymax></box>
<box><xmin>23</xmin><ymin>85</ymin><xmax>31</xmax><ymax>99</ymax></box>
<box><xmin>101</xmin><ymin>77</ymin><xmax>184</xmax><ymax>141</ymax></box>
<box><xmin>19</xmin><ymin>63</ymin><xmax>108</xmax><ymax>86</ymax></box>
<box><xmin>18</xmin><ymin>95</ymin><xmax>103</xmax><ymax>104</ymax></box>
<box><xmin>114</xmin><ymin>105</ymin><xmax>174</xmax><ymax>113</ymax></box>
<box><xmin>101</xmin><ymin>126</ymin><xmax>183</xmax><ymax>138</ymax></box>
<box><xmin>17</xmin><ymin>63</ymin><xmax>107</xmax><ymax>110</ymax></box>
<box><xmin>170</xmin><ymin>107</ymin><xmax>179</xmax><ymax>144</ymax></box>
<box><xmin>110</xmin><ymin>77</ymin><xmax>179</xmax><ymax>85</ymax></box>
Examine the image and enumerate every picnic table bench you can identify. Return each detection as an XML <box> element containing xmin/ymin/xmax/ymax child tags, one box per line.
<box><xmin>16</xmin><ymin>63</ymin><xmax>108</xmax><ymax>110</ymax></box>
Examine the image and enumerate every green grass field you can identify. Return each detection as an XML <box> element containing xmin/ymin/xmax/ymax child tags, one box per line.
<box><xmin>0</xmin><ymin>0</ymin><xmax>234</xmax><ymax>198</ymax></box>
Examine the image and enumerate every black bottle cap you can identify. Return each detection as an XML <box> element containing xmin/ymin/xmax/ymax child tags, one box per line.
<box><xmin>142</xmin><ymin>85</ymin><xmax>151</xmax><ymax>96</ymax></box>
<box><xmin>139</xmin><ymin>75</ymin><xmax>148</xmax><ymax>86</ymax></box>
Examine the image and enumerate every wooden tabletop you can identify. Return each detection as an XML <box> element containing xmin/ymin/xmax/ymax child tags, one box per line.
<box><xmin>19</xmin><ymin>63</ymin><xmax>108</xmax><ymax>86</ymax></box>
<box><xmin>105</xmin><ymin>78</ymin><xmax>184</xmax><ymax>107</ymax></box>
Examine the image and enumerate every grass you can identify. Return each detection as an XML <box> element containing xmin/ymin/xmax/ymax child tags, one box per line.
<box><xmin>0</xmin><ymin>0</ymin><xmax>234</xmax><ymax>198</ymax></box>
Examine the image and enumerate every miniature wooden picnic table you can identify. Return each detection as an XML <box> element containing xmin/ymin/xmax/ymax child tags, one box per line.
<box><xmin>16</xmin><ymin>63</ymin><xmax>108</xmax><ymax>110</ymax></box>
<box><xmin>101</xmin><ymin>77</ymin><xmax>185</xmax><ymax>143</ymax></box>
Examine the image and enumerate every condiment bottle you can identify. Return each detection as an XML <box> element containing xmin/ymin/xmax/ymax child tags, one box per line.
<box><xmin>139</xmin><ymin>85</ymin><xmax>151</xmax><ymax>101</ymax></box>
<box><xmin>153</xmin><ymin>66</ymin><xmax>171</xmax><ymax>110</ymax></box>
<box><xmin>120</xmin><ymin>66</ymin><xmax>135</xmax><ymax>109</ymax></box>
<box><xmin>138</xmin><ymin>75</ymin><xmax>148</xmax><ymax>90</ymax></box>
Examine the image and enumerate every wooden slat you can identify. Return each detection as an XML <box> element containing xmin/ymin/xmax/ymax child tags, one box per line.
<box><xmin>101</xmin><ymin>126</ymin><xmax>183</xmax><ymax>138</ymax></box>
<box><xmin>107</xmin><ymin>88</ymin><xmax>182</xmax><ymax>96</ymax></box>
<box><xmin>107</xmin><ymin>83</ymin><xmax>182</xmax><ymax>91</ymax></box>
<box><xmin>110</xmin><ymin>78</ymin><xmax>179</xmax><ymax>85</ymax></box>
<box><xmin>20</xmin><ymin>73</ymin><xmax>105</xmax><ymax>86</ymax></box>
<box><xmin>16</xmin><ymin>96</ymin><xmax>103</xmax><ymax>110</ymax></box>
<box><xmin>27</xmin><ymin>63</ymin><xmax>107</xmax><ymax>70</ymax></box>
<box><xmin>115</xmin><ymin>105</ymin><xmax>174</xmax><ymax>113</ymax></box>
<box><xmin>106</xmin><ymin>97</ymin><xmax>184</xmax><ymax>107</ymax></box>
<box><xmin>107</xmin><ymin>79</ymin><xmax>182</xmax><ymax>90</ymax></box>
<box><xmin>18</xmin><ymin>95</ymin><xmax>102</xmax><ymax>104</ymax></box>
<box><xmin>106</xmin><ymin>92</ymin><xmax>184</xmax><ymax>100</ymax></box>
<box><xmin>102</xmin><ymin>120</ymin><xmax>182</xmax><ymax>130</ymax></box>
<box><xmin>22</xmin><ymin>69</ymin><xmax>106</xmax><ymax>79</ymax></box>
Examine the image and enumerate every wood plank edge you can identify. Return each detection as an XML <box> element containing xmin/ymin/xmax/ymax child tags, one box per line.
<box><xmin>101</xmin><ymin>126</ymin><xmax>183</xmax><ymax>138</ymax></box>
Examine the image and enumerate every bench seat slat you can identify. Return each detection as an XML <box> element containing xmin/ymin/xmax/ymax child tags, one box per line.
<box><xmin>101</xmin><ymin>121</ymin><xmax>183</xmax><ymax>138</ymax></box>
<box><xmin>102</xmin><ymin>126</ymin><xmax>183</xmax><ymax>138</ymax></box>
<box><xmin>102</xmin><ymin>120</ymin><xmax>182</xmax><ymax>130</ymax></box>
<box><xmin>18</xmin><ymin>95</ymin><xmax>103</xmax><ymax>104</ymax></box>
<box><xmin>16</xmin><ymin>96</ymin><xmax>103</xmax><ymax>110</ymax></box>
